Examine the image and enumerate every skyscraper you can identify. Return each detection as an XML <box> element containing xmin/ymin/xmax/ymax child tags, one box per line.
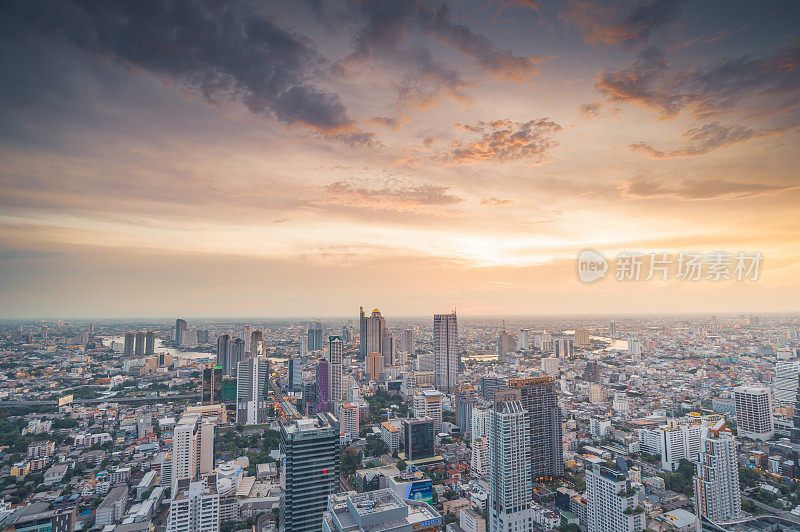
<box><xmin>497</xmin><ymin>329</ymin><xmax>514</xmax><ymax>358</ymax></box>
<box><xmin>413</xmin><ymin>389</ymin><xmax>443</xmax><ymax>435</ymax></box>
<box><xmin>145</xmin><ymin>330</ymin><xmax>155</xmax><ymax>355</ymax></box>
<box><xmin>366</xmin><ymin>352</ymin><xmax>383</xmax><ymax>381</ymax></box>
<box><xmin>733</xmin><ymin>386</ymin><xmax>774</xmax><ymax>441</ymax></box>
<box><xmin>217</xmin><ymin>334</ymin><xmax>232</xmax><ymax>376</ymax></box>
<box><xmin>553</xmin><ymin>335</ymin><xmax>574</xmax><ymax>358</ymax></box>
<box><xmin>134</xmin><ymin>331</ymin><xmax>145</xmax><ymax>357</ymax></box>
<box><xmin>403</xmin><ymin>328</ymin><xmax>416</xmax><ymax>355</ymax></box>
<box><xmin>288</xmin><ymin>357</ymin><xmax>302</xmax><ymax>392</ymax></box>
<box><xmin>329</xmin><ymin>336</ymin><xmax>343</xmax><ymax>404</ymax></box>
<box><xmin>314</xmin><ymin>357</ymin><xmax>331</xmax><ymax>414</ymax></box>
<box><xmin>280</xmin><ymin>414</ymin><xmax>340</xmax><ymax>532</ymax></box>
<box><xmin>362</xmin><ymin>308</ymin><xmax>387</xmax><ymax>359</ymax></box>
<box><xmin>488</xmin><ymin>395</ymin><xmax>535</xmax><ymax>532</ymax></box>
<box><xmin>307</xmin><ymin>322</ymin><xmax>324</xmax><ymax>352</ymax></box>
<box><xmin>201</xmin><ymin>366</ymin><xmax>223</xmax><ymax>405</ymax></box>
<box><xmin>382</xmin><ymin>329</ymin><xmax>397</xmax><ymax>366</ymax></box>
<box><xmin>433</xmin><ymin>311</ymin><xmax>458</xmax><ymax>393</ymax></box>
<box><xmin>231</xmin><ymin>338</ymin><xmax>246</xmax><ymax>378</ymax></box>
<box><xmin>175</xmin><ymin>319</ymin><xmax>187</xmax><ymax>347</ymax></box>
<box><xmin>694</xmin><ymin>419</ymin><xmax>742</xmax><ymax>525</ymax></box>
<box><xmin>236</xmin><ymin>356</ymin><xmax>269</xmax><ymax>425</ymax></box>
<box><xmin>508</xmin><ymin>376</ymin><xmax>564</xmax><ymax>480</ymax></box>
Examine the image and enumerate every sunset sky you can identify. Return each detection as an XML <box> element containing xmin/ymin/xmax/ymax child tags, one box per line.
<box><xmin>1</xmin><ymin>0</ymin><xmax>799</xmax><ymax>318</ymax></box>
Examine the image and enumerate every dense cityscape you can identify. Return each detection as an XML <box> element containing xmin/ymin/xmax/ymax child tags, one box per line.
<box><xmin>0</xmin><ymin>312</ymin><xmax>799</xmax><ymax>532</ymax></box>
<box><xmin>3</xmin><ymin>0</ymin><xmax>800</xmax><ymax>531</ymax></box>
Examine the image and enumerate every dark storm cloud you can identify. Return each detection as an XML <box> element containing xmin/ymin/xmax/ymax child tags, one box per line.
<box><xmin>4</xmin><ymin>0</ymin><xmax>372</xmax><ymax>141</ymax></box>
<box><xmin>622</xmin><ymin>176</ymin><xmax>797</xmax><ymax>200</ymax></box>
<box><xmin>597</xmin><ymin>45</ymin><xmax>800</xmax><ymax>118</ymax></box>
<box><xmin>444</xmin><ymin>119</ymin><xmax>562</xmax><ymax>163</ymax></box>
<box><xmin>563</xmin><ymin>0</ymin><xmax>687</xmax><ymax>48</ymax></box>
<box><xmin>346</xmin><ymin>0</ymin><xmax>546</xmax><ymax>80</ymax></box>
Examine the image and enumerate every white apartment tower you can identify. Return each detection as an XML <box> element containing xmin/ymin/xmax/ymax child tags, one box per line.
<box><xmin>434</xmin><ymin>312</ymin><xmax>458</xmax><ymax>393</ymax></box>
<box><xmin>773</xmin><ymin>361</ymin><xmax>800</xmax><ymax>405</ymax></box>
<box><xmin>171</xmin><ymin>415</ymin><xmax>215</xmax><ymax>496</ymax></box>
<box><xmin>733</xmin><ymin>386</ymin><xmax>774</xmax><ymax>441</ymax></box>
<box><xmin>329</xmin><ymin>336</ymin><xmax>344</xmax><ymax>403</ymax></box>
<box><xmin>471</xmin><ymin>436</ymin><xmax>488</xmax><ymax>476</ymax></box>
<box><xmin>167</xmin><ymin>476</ymin><xmax>220</xmax><ymax>532</ymax></box>
<box><xmin>236</xmin><ymin>356</ymin><xmax>269</xmax><ymax>425</ymax></box>
<box><xmin>586</xmin><ymin>463</ymin><xmax>645</xmax><ymax>532</ymax></box>
<box><xmin>488</xmin><ymin>399</ymin><xmax>535</xmax><ymax>532</ymax></box>
<box><xmin>413</xmin><ymin>389</ymin><xmax>443</xmax><ymax>435</ymax></box>
<box><xmin>694</xmin><ymin>419</ymin><xmax>742</xmax><ymax>525</ymax></box>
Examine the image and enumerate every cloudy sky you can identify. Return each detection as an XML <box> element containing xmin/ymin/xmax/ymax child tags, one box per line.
<box><xmin>1</xmin><ymin>0</ymin><xmax>799</xmax><ymax>318</ymax></box>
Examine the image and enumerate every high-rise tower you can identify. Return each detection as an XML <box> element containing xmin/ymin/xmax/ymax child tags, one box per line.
<box><xmin>433</xmin><ymin>311</ymin><xmax>458</xmax><ymax>393</ymax></box>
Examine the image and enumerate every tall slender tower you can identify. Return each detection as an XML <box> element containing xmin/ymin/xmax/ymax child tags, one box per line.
<box><xmin>236</xmin><ymin>356</ymin><xmax>269</xmax><ymax>425</ymax></box>
<box><xmin>488</xmin><ymin>393</ymin><xmax>535</xmax><ymax>532</ymax></box>
<box><xmin>508</xmin><ymin>377</ymin><xmax>564</xmax><ymax>479</ymax></box>
<box><xmin>175</xmin><ymin>319</ymin><xmax>187</xmax><ymax>347</ymax></box>
<box><xmin>329</xmin><ymin>336</ymin><xmax>343</xmax><ymax>404</ymax></box>
<box><xmin>145</xmin><ymin>330</ymin><xmax>155</xmax><ymax>355</ymax></box>
<box><xmin>280</xmin><ymin>414</ymin><xmax>339</xmax><ymax>532</ymax></box>
<box><xmin>694</xmin><ymin>419</ymin><xmax>742</xmax><ymax>526</ymax></box>
<box><xmin>217</xmin><ymin>334</ymin><xmax>232</xmax><ymax>376</ymax></box>
<box><xmin>434</xmin><ymin>311</ymin><xmax>458</xmax><ymax>393</ymax></box>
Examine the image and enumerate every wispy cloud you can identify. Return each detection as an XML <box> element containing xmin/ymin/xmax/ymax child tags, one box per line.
<box><xmin>621</xmin><ymin>176</ymin><xmax>797</xmax><ymax>200</ymax></box>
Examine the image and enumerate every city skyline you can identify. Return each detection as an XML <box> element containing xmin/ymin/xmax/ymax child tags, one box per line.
<box><xmin>1</xmin><ymin>1</ymin><xmax>799</xmax><ymax>317</ymax></box>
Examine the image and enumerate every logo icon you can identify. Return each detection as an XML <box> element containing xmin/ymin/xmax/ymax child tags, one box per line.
<box><xmin>577</xmin><ymin>249</ymin><xmax>607</xmax><ymax>283</ymax></box>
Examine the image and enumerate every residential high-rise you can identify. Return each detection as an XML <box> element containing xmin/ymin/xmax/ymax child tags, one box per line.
<box><xmin>488</xmin><ymin>396</ymin><xmax>535</xmax><ymax>532</ymax></box>
<box><xmin>175</xmin><ymin>319</ymin><xmax>187</xmax><ymax>347</ymax></box>
<box><xmin>145</xmin><ymin>330</ymin><xmax>155</xmax><ymax>355</ymax></box>
<box><xmin>339</xmin><ymin>403</ymin><xmax>359</xmax><ymax>441</ymax></box>
<box><xmin>280</xmin><ymin>414</ymin><xmax>340</xmax><ymax>532</ymax></box>
<box><xmin>471</xmin><ymin>406</ymin><xmax>489</xmax><ymax>440</ymax></box>
<box><xmin>433</xmin><ymin>312</ymin><xmax>458</xmax><ymax>393</ymax></box>
<box><xmin>171</xmin><ymin>414</ymin><xmax>215</xmax><ymax>495</ymax></box>
<box><xmin>382</xmin><ymin>329</ymin><xmax>397</xmax><ymax>366</ymax></box>
<box><xmin>733</xmin><ymin>386</ymin><xmax>774</xmax><ymax>441</ymax></box>
<box><xmin>366</xmin><ymin>352</ymin><xmax>383</xmax><ymax>381</ymax></box>
<box><xmin>694</xmin><ymin>419</ymin><xmax>742</xmax><ymax>525</ymax></box>
<box><xmin>586</xmin><ymin>463</ymin><xmax>645</xmax><ymax>532</ymax></box>
<box><xmin>201</xmin><ymin>366</ymin><xmax>223</xmax><ymax>405</ymax></box>
<box><xmin>471</xmin><ymin>436</ymin><xmax>488</xmax><ymax>476</ymax></box>
<box><xmin>329</xmin><ymin>336</ymin><xmax>343</xmax><ymax>403</ymax></box>
<box><xmin>637</xmin><ymin>419</ymin><xmax>703</xmax><ymax>472</ymax></box>
<box><xmin>236</xmin><ymin>356</ymin><xmax>269</xmax><ymax>425</ymax></box>
<box><xmin>123</xmin><ymin>332</ymin><xmax>134</xmax><ymax>357</ymax></box>
<box><xmin>403</xmin><ymin>418</ymin><xmax>435</xmax><ymax>461</ymax></box>
<box><xmin>167</xmin><ymin>475</ymin><xmax>220</xmax><ymax>532</ymax></box>
<box><xmin>134</xmin><ymin>331</ymin><xmax>145</xmax><ymax>356</ymax></box>
<box><xmin>413</xmin><ymin>389</ymin><xmax>443</xmax><ymax>435</ymax></box>
<box><xmin>774</xmin><ymin>361</ymin><xmax>800</xmax><ymax>405</ymax></box>
<box><xmin>509</xmin><ymin>377</ymin><xmax>564</xmax><ymax>479</ymax></box>
<box><xmin>217</xmin><ymin>334</ymin><xmax>232</xmax><ymax>376</ymax></box>
<box><xmin>574</xmin><ymin>328</ymin><xmax>590</xmax><ymax>347</ymax></box>
<box><xmin>404</xmin><ymin>328</ymin><xmax>416</xmax><ymax>355</ymax></box>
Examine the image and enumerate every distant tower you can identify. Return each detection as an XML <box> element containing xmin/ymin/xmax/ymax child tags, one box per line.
<box><xmin>236</xmin><ymin>356</ymin><xmax>269</xmax><ymax>425</ymax></box>
<box><xmin>123</xmin><ymin>332</ymin><xmax>135</xmax><ymax>357</ymax></box>
<box><xmin>217</xmin><ymin>335</ymin><xmax>232</xmax><ymax>376</ymax></box>
<box><xmin>434</xmin><ymin>311</ymin><xmax>458</xmax><ymax>393</ymax></box>
<box><xmin>175</xmin><ymin>319</ymin><xmax>187</xmax><ymax>347</ymax></box>
<box><xmin>145</xmin><ymin>330</ymin><xmax>155</xmax><ymax>355</ymax></box>
<box><xmin>134</xmin><ymin>331</ymin><xmax>145</xmax><ymax>357</ymax></box>
<box><xmin>329</xmin><ymin>336</ymin><xmax>343</xmax><ymax>404</ymax></box>
<box><xmin>403</xmin><ymin>328</ymin><xmax>416</xmax><ymax>355</ymax></box>
<box><xmin>314</xmin><ymin>358</ymin><xmax>331</xmax><ymax>413</ymax></box>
